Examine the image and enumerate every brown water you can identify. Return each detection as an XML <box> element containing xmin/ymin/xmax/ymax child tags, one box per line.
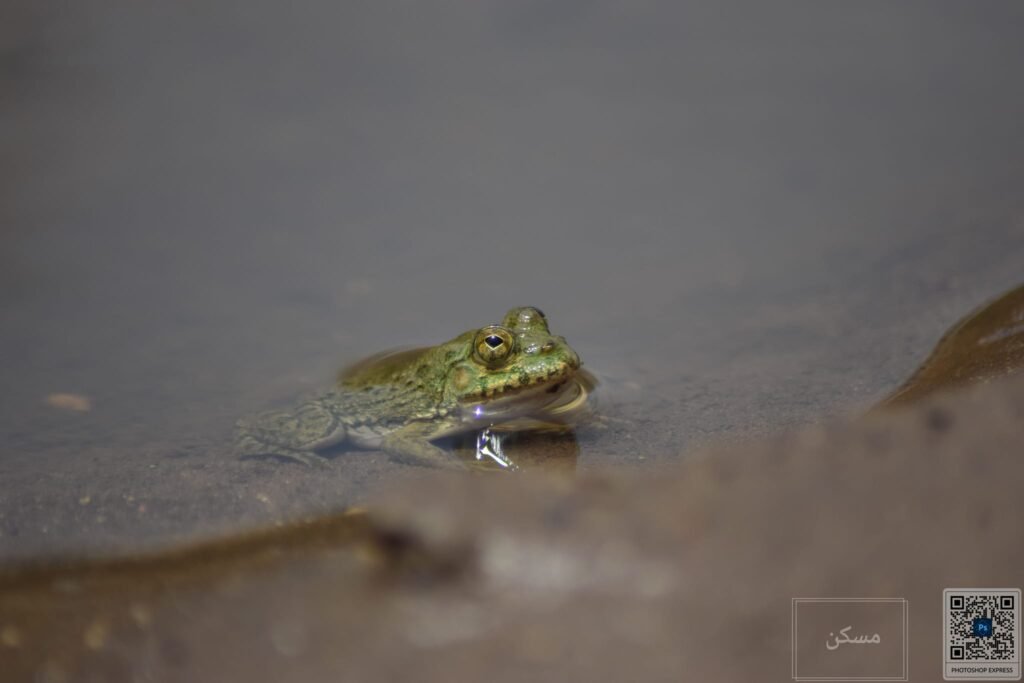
<box><xmin>3</xmin><ymin>2</ymin><xmax>1024</xmax><ymax>564</ymax></box>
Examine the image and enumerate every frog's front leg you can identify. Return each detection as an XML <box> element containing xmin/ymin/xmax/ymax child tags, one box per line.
<box><xmin>380</xmin><ymin>422</ymin><xmax>466</xmax><ymax>470</ymax></box>
<box><xmin>235</xmin><ymin>399</ymin><xmax>347</xmax><ymax>467</ymax></box>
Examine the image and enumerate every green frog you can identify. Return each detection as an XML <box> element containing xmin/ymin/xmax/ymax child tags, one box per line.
<box><xmin>235</xmin><ymin>307</ymin><xmax>586</xmax><ymax>469</ymax></box>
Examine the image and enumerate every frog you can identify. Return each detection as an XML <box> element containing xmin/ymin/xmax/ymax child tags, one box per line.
<box><xmin>234</xmin><ymin>307</ymin><xmax>586</xmax><ymax>469</ymax></box>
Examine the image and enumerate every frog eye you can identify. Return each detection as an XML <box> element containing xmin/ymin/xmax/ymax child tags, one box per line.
<box><xmin>503</xmin><ymin>306</ymin><xmax>549</xmax><ymax>333</ymax></box>
<box><xmin>473</xmin><ymin>326</ymin><xmax>515</xmax><ymax>366</ymax></box>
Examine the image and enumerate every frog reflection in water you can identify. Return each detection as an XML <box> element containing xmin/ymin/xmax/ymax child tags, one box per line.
<box><xmin>235</xmin><ymin>307</ymin><xmax>587</xmax><ymax>469</ymax></box>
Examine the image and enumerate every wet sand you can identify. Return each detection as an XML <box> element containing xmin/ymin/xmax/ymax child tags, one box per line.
<box><xmin>2</xmin><ymin>361</ymin><xmax>1023</xmax><ymax>681</ymax></box>
<box><xmin>2</xmin><ymin>274</ymin><xmax>1023</xmax><ymax>681</ymax></box>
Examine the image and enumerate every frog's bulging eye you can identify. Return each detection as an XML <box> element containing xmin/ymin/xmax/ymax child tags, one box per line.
<box><xmin>473</xmin><ymin>326</ymin><xmax>515</xmax><ymax>366</ymax></box>
<box><xmin>503</xmin><ymin>306</ymin><xmax>550</xmax><ymax>333</ymax></box>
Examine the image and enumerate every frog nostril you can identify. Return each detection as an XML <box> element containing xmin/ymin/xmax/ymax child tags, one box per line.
<box><xmin>541</xmin><ymin>341</ymin><xmax>555</xmax><ymax>352</ymax></box>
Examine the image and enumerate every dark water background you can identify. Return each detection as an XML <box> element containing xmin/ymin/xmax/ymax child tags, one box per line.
<box><xmin>2</xmin><ymin>1</ymin><xmax>1023</xmax><ymax>558</ymax></box>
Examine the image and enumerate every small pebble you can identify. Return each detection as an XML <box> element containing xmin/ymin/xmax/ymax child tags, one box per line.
<box><xmin>46</xmin><ymin>393</ymin><xmax>92</xmax><ymax>412</ymax></box>
<box><xmin>83</xmin><ymin>618</ymin><xmax>109</xmax><ymax>650</ymax></box>
<box><xmin>1</xmin><ymin>624</ymin><xmax>22</xmax><ymax>648</ymax></box>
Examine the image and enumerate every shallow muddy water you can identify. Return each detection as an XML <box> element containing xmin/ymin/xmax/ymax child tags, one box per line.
<box><xmin>2</xmin><ymin>1</ymin><xmax>1024</xmax><ymax>562</ymax></box>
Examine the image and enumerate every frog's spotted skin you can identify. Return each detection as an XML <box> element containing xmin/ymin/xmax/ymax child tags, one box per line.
<box><xmin>235</xmin><ymin>307</ymin><xmax>583</xmax><ymax>469</ymax></box>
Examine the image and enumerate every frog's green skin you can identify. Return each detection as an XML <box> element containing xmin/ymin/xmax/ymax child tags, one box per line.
<box><xmin>235</xmin><ymin>307</ymin><xmax>582</xmax><ymax>469</ymax></box>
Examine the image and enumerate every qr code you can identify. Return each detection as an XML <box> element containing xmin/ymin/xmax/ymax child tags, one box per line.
<box><xmin>946</xmin><ymin>590</ymin><xmax>1019</xmax><ymax>662</ymax></box>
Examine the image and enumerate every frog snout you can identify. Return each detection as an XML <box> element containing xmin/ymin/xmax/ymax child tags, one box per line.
<box><xmin>535</xmin><ymin>336</ymin><xmax>580</xmax><ymax>369</ymax></box>
<box><xmin>553</xmin><ymin>340</ymin><xmax>581</xmax><ymax>369</ymax></box>
<box><xmin>541</xmin><ymin>335</ymin><xmax>569</xmax><ymax>351</ymax></box>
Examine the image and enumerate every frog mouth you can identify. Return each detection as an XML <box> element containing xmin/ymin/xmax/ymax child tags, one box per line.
<box><xmin>480</xmin><ymin>365</ymin><xmax>577</xmax><ymax>400</ymax></box>
<box><xmin>463</xmin><ymin>364</ymin><xmax>581</xmax><ymax>419</ymax></box>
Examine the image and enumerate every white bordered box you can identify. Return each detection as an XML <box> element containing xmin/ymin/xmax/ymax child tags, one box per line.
<box><xmin>943</xmin><ymin>587</ymin><xmax>1021</xmax><ymax>681</ymax></box>
<box><xmin>792</xmin><ymin>597</ymin><xmax>909</xmax><ymax>681</ymax></box>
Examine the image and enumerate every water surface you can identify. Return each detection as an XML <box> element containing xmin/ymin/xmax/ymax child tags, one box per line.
<box><xmin>2</xmin><ymin>1</ymin><xmax>1024</xmax><ymax>559</ymax></box>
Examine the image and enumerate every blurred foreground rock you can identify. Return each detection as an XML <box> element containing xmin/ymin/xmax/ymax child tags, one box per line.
<box><xmin>2</xmin><ymin>374</ymin><xmax>1023</xmax><ymax>682</ymax></box>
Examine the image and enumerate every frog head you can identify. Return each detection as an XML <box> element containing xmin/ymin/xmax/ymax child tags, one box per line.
<box><xmin>443</xmin><ymin>306</ymin><xmax>582</xmax><ymax>420</ymax></box>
